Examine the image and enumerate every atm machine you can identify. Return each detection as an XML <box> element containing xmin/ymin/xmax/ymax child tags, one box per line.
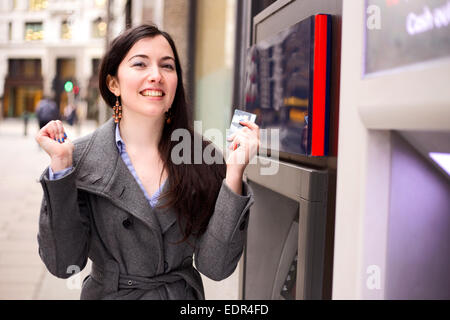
<box><xmin>336</xmin><ymin>0</ymin><xmax>450</xmax><ymax>299</ymax></box>
<box><xmin>234</xmin><ymin>0</ymin><xmax>449</xmax><ymax>300</ymax></box>
<box><xmin>234</xmin><ymin>0</ymin><xmax>343</xmax><ymax>300</ymax></box>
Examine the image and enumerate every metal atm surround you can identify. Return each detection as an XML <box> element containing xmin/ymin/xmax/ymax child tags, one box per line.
<box><xmin>242</xmin><ymin>156</ymin><xmax>328</xmax><ymax>299</ymax></box>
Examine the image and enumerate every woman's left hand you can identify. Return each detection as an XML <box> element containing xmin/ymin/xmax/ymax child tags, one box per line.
<box><xmin>225</xmin><ymin>120</ymin><xmax>260</xmax><ymax>177</ymax></box>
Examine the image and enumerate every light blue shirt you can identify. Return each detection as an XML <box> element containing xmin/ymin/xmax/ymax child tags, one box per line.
<box><xmin>48</xmin><ymin>124</ymin><xmax>166</xmax><ymax>207</ymax></box>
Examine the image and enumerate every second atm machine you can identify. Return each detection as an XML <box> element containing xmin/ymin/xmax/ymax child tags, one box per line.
<box><xmin>235</xmin><ymin>0</ymin><xmax>343</xmax><ymax>300</ymax></box>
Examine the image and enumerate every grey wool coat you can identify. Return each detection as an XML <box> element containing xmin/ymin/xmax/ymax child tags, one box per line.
<box><xmin>37</xmin><ymin>118</ymin><xmax>255</xmax><ymax>300</ymax></box>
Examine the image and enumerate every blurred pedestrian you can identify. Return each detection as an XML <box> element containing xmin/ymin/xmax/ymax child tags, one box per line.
<box><xmin>64</xmin><ymin>103</ymin><xmax>78</xmax><ymax>126</ymax></box>
<box><xmin>35</xmin><ymin>24</ymin><xmax>260</xmax><ymax>300</ymax></box>
<box><xmin>22</xmin><ymin>110</ymin><xmax>30</xmax><ymax>136</ymax></box>
<box><xmin>35</xmin><ymin>96</ymin><xmax>59</xmax><ymax>129</ymax></box>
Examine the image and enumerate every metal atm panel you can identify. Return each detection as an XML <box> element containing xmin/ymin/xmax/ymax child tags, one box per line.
<box><xmin>243</xmin><ymin>181</ymin><xmax>299</xmax><ymax>299</ymax></box>
<box><xmin>243</xmin><ymin>159</ymin><xmax>328</xmax><ymax>300</ymax></box>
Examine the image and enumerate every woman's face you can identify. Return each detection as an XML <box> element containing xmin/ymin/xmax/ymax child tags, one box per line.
<box><xmin>108</xmin><ymin>35</ymin><xmax>178</xmax><ymax>119</ymax></box>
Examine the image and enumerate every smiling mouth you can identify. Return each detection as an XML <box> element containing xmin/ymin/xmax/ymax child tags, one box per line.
<box><xmin>140</xmin><ymin>89</ymin><xmax>165</xmax><ymax>97</ymax></box>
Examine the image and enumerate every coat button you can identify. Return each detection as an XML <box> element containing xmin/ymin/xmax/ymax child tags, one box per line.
<box><xmin>122</xmin><ymin>218</ymin><xmax>132</xmax><ymax>229</ymax></box>
<box><xmin>239</xmin><ymin>220</ymin><xmax>247</xmax><ymax>231</ymax></box>
<box><xmin>164</xmin><ymin>261</ymin><xmax>169</xmax><ymax>271</ymax></box>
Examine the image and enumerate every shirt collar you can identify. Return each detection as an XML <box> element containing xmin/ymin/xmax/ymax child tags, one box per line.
<box><xmin>115</xmin><ymin>123</ymin><xmax>124</xmax><ymax>153</ymax></box>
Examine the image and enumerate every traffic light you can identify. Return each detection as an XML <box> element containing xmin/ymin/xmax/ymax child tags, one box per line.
<box><xmin>73</xmin><ymin>85</ymin><xmax>80</xmax><ymax>95</ymax></box>
<box><xmin>64</xmin><ymin>80</ymin><xmax>73</xmax><ymax>92</ymax></box>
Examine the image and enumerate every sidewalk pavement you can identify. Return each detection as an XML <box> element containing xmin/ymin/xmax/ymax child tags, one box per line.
<box><xmin>0</xmin><ymin>117</ymin><xmax>239</xmax><ymax>300</ymax></box>
<box><xmin>0</xmin><ymin>118</ymin><xmax>95</xmax><ymax>299</ymax></box>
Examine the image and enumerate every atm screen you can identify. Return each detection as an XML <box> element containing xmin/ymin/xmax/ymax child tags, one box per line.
<box><xmin>365</xmin><ymin>0</ymin><xmax>450</xmax><ymax>75</ymax></box>
<box><xmin>245</xmin><ymin>15</ymin><xmax>332</xmax><ymax>157</ymax></box>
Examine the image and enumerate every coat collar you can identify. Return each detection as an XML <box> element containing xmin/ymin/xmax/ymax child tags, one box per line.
<box><xmin>75</xmin><ymin>118</ymin><xmax>177</xmax><ymax>234</ymax></box>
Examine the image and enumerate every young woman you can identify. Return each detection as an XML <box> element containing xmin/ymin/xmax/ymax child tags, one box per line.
<box><xmin>35</xmin><ymin>24</ymin><xmax>260</xmax><ymax>300</ymax></box>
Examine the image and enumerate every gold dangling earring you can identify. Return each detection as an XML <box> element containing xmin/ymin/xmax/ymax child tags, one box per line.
<box><xmin>165</xmin><ymin>109</ymin><xmax>172</xmax><ymax>125</ymax></box>
<box><xmin>113</xmin><ymin>96</ymin><xmax>122</xmax><ymax>123</ymax></box>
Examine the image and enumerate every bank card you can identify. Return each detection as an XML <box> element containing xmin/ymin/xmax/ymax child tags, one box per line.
<box><xmin>227</xmin><ymin>109</ymin><xmax>257</xmax><ymax>149</ymax></box>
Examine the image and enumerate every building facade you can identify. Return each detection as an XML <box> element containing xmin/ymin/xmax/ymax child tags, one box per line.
<box><xmin>0</xmin><ymin>0</ymin><xmax>114</xmax><ymax>119</ymax></box>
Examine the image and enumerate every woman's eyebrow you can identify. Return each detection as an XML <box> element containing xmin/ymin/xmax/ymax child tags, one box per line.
<box><xmin>161</xmin><ymin>56</ymin><xmax>176</xmax><ymax>62</ymax></box>
<box><xmin>128</xmin><ymin>54</ymin><xmax>175</xmax><ymax>62</ymax></box>
<box><xmin>128</xmin><ymin>54</ymin><xmax>149</xmax><ymax>61</ymax></box>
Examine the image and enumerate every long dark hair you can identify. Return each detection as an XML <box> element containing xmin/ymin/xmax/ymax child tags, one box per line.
<box><xmin>99</xmin><ymin>24</ymin><xmax>226</xmax><ymax>243</ymax></box>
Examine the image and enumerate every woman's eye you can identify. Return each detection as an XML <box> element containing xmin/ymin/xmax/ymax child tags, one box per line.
<box><xmin>163</xmin><ymin>64</ymin><xmax>175</xmax><ymax>70</ymax></box>
<box><xmin>132</xmin><ymin>62</ymin><xmax>146</xmax><ymax>67</ymax></box>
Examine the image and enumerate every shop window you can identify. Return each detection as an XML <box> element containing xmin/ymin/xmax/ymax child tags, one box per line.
<box><xmin>61</xmin><ymin>20</ymin><xmax>72</xmax><ymax>39</ymax></box>
<box><xmin>8</xmin><ymin>59</ymin><xmax>21</xmax><ymax>77</ymax></box>
<box><xmin>92</xmin><ymin>17</ymin><xmax>107</xmax><ymax>38</ymax></box>
<box><xmin>8</xmin><ymin>59</ymin><xmax>41</xmax><ymax>78</ymax></box>
<box><xmin>57</xmin><ymin>58</ymin><xmax>76</xmax><ymax>79</ymax></box>
<box><xmin>25</xmin><ymin>22</ymin><xmax>43</xmax><ymax>41</ymax></box>
<box><xmin>24</xmin><ymin>60</ymin><xmax>36</xmax><ymax>78</ymax></box>
<box><xmin>29</xmin><ymin>0</ymin><xmax>48</xmax><ymax>11</ymax></box>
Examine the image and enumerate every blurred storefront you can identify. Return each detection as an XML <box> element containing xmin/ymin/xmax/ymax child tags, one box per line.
<box><xmin>0</xmin><ymin>0</ymin><xmax>123</xmax><ymax>120</ymax></box>
<box><xmin>3</xmin><ymin>58</ymin><xmax>43</xmax><ymax>117</ymax></box>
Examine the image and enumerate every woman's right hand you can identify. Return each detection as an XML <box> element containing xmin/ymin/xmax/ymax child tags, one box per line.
<box><xmin>35</xmin><ymin>120</ymin><xmax>74</xmax><ymax>172</ymax></box>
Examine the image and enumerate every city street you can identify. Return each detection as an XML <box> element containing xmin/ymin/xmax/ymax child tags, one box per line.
<box><xmin>0</xmin><ymin>118</ymin><xmax>96</xmax><ymax>299</ymax></box>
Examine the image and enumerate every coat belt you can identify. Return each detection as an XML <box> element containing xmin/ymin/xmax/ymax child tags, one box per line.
<box><xmin>91</xmin><ymin>263</ymin><xmax>187</xmax><ymax>291</ymax></box>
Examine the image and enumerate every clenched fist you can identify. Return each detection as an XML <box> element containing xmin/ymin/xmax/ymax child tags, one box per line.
<box><xmin>35</xmin><ymin>120</ymin><xmax>74</xmax><ymax>172</ymax></box>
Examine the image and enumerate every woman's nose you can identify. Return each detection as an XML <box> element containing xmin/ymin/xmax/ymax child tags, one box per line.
<box><xmin>147</xmin><ymin>67</ymin><xmax>162</xmax><ymax>83</ymax></box>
